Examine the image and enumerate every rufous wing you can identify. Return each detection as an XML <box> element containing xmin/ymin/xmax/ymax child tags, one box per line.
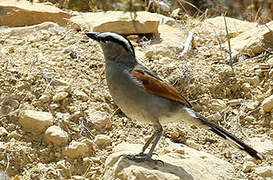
<box><xmin>131</xmin><ymin>69</ymin><xmax>192</xmax><ymax>108</ymax></box>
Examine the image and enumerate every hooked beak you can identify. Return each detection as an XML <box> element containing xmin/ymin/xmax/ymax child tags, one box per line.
<box><xmin>85</xmin><ymin>32</ymin><xmax>100</xmax><ymax>41</ymax></box>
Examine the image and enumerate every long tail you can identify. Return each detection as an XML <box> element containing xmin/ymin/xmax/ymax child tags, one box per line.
<box><xmin>195</xmin><ymin>113</ymin><xmax>263</xmax><ymax>160</ymax></box>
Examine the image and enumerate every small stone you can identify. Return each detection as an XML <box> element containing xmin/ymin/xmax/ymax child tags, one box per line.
<box><xmin>186</xmin><ymin>139</ymin><xmax>199</xmax><ymax>149</ymax></box>
<box><xmin>246</xmin><ymin>76</ymin><xmax>259</xmax><ymax>86</ymax></box>
<box><xmin>68</xmin><ymin>111</ymin><xmax>82</xmax><ymax>122</ymax></box>
<box><xmin>207</xmin><ymin>112</ymin><xmax>222</xmax><ymax>122</ymax></box>
<box><xmin>94</xmin><ymin>134</ymin><xmax>111</xmax><ymax>147</ymax></box>
<box><xmin>0</xmin><ymin>171</ymin><xmax>8</xmax><ymax>180</ymax></box>
<box><xmin>63</xmin><ymin>141</ymin><xmax>89</xmax><ymax>159</ymax></box>
<box><xmin>262</xmin><ymin>95</ymin><xmax>273</xmax><ymax>112</ymax></box>
<box><xmin>242</xmin><ymin>161</ymin><xmax>255</xmax><ymax>173</ymax></box>
<box><xmin>39</xmin><ymin>94</ymin><xmax>50</xmax><ymax>103</ymax></box>
<box><xmin>89</xmin><ymin>111</ymin><xmax>111</xmax><ymax>130</ymax></box>
<box><xmin>210</xmin><ymin>99</ymin><xmax>227</xmax><ymax>111</ymax></box>
<box><xmin>245</xmin><ymin>115</ymin><xmax>255</xmax><ymax>122</ymax></box>
<box><xmin>228</xmin><ymin>99</ymin><xmax>243</xmax><ymax>106</ymax></box>
<box><xmin>259</xmin><ymin>64</ymin><xmax>270</xmax><ymax>70</ymax></box>
<box><xmin>44</xmin><ymin>125</ymin><xmax>69</xmax><ymax>147</ymax></box>
<box><xmin>0</xmin><ymin>127</ymin><xmax>8</xmax><ymax>136</ymax></box>
<box><xmin>74</xmin><ymin>90</ymin><xmax>88</xmax><ymax>102</ymax></box>
<box><xmin>19</xmin><ymin>110</ymin><xmax>53</xmax><ymax>135</ymax></box>
<box><xmin>242</xmin><ymin>82</ymin><xmax>251</xmax><ymax>91</ymax></box>
<box><xmin>0</xmin><ymin>142</ymin><xmax>7</xmax><ymax>151</ymax></box>
<box><xmin>53</xmin><ymin>92</ymin><xmax>69</xmax><ymax>102</ymax></box>
<box><xmin>269</xmin><ymin>69</ymin><xmax>273</xmax><ymax>78</ymax></box>
<box><xmin>50</xmin><ymin>103</ymin><xmax>59</xmax><ymax>110</ymax></box>
<box><xmin>145</xmin><ymin>50</ymin><xmax>155</xmax><ymax>59</ymax></box>
<box><xmin>7</xmin><ymin>130</ymin><xmax>21</xmax><ymax>139</ymax></box>
<box><xmin>71</xmin><ymin>175</ymin><xmax>86</xmax><ymax>180</ymax></box>
<box><xmin>256</xmin><ymin>166</ymin><xmax>273</xmax><ymax>177</ymax></box>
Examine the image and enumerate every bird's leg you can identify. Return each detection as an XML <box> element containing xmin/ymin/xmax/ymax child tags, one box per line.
<box><xmin>123</xmin><ymin>123</ymin><xmax>163</xmax><ymax>162</ymax></box>
<box><xmin>141</xmin><ymin>130</ymin><xmax>157</xmax><ymax>154</ymax></box>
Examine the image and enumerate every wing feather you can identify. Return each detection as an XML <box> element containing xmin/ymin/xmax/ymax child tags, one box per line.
<box><xmin>131</xmin><ymin>69</ymin><xmax>192</xmax><ymax>108</ymax></box>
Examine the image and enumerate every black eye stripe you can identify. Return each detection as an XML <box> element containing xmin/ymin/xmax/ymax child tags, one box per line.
<box><xmin>100</xmin><ymin>35</ymin><xmax>135</xmax><ymax>56</ymax></box>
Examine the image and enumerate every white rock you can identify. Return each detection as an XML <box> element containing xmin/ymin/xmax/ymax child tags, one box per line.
<box><xmin>207</xmin><ymin>112</ymin><xmax>222</xmax><ymax>122</ymax></box>
<box><xmin>70</xmin><ymin>11</ymin><xmax>160</xmax><ymax>34</ymax></box>
<box><xmin>0</xmin><ymin>171</ymin><xmax>8</xmax><ymax>180</ymax></box>
<box><xmin>0</xmin><ymin>127</ymin><xmax>8</xmax><ymax>136</ymax></box>
<box><xmin>151</xmin><ymin>24</ymin><xmax>187</xmax><ymax>52</ymax></box>
<box><xmin>250</xmin><ymin>135</ymin><xmax>273</xmax><ymax>153</ymax></box>
<box><xmin>19</xmin><ymin>110</ymin><xmax>53</xmax><ymax>135</ymax></box>
<box><xmin>229</xmin><ymin>21</ymin><xmax>273</xmax><ymax>56</ymax></box>
<box><xmin>256</xmin><ymin>166</ymin><xmax>273</xmax><ymax>177</ymax></box>
<box><xmin>44</xmin><ymin>125</ymin><xmax>69</xmax><ymax>147</ymax></box>
<box><xmin>228</xmin><ymin>99</ymin><xmax>243</xmax><ymax>106</ymax></box>
<box><xmin>94</xmin><ymin>134</ymin><xmax>111</xmax><ymax>147</ymax></box>
<box><xmin>210</xmin><ymin>99</ymin><xmax>227</xmax><ymax>111</ymax></box>
<box><xmin>0</xmin><ymin>142</ymin><xmax>7</xmax><ymax>151</ymax></box>
<box><xmin>200</xmin><ymin>16</ymin><xmax>257</xmax><ymax>36</ymax></box>
<box><xmin>39</xmin><ymin>94</ymin><xmax>51</xmax><ymax>103</ymax></box>
<box><xmin>63</xmin><ymin>141</ymin><xmax>89</xmax><ymax>159</ymax></box>
<box><xmin>262</xmin><ymin>95</ymin><xmax>273</xmax><ymax>112</ymax></box>
<box><xmin>89</xmin><ymin>111</ymin><xmax>111</xmax><ymax>130</ymax></box>
<box><xmin>242</xmin><ymin>161</ymin><xmax>255</xmax><ymax>173</ymax></box>
<box><xmin>74</xmin><ymin>90</ymin><xmax>88</xmax><ymax>102</ymax></box>
<box><xmin>104</xmin><ymin>142</ymin><xmax>234</xmax><ymax>180</ymax></box>
<box><xmin>53</xmin><ymin>92</ymin><xmax>69</xmax><ymax>102</ymax></box>
<box><xmin>0</xmin><ymin>0</ymin><xmax>71</xmax><ymax>27</ymax></box>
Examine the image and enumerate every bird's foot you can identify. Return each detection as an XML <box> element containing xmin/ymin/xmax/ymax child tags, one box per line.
<box><xmin>121</xmin><ymin>152</ymin><xmax>164</xmax><ymax>165</ymax></box>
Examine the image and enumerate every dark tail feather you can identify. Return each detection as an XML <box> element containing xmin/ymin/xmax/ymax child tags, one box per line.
<box><xmin>196</xmin><ymin>114</ymin><xmax>263</xmax><ymax>160</ymax></box>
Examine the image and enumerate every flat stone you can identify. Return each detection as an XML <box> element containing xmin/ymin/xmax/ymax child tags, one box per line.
<box><xmin>19</xmin><ymin>110</ymin><xmax>53</xmax><ymax>135</ymax></box>
<box><xmin>201</xmin><ymin>16</ymin><xmax>257</xmax><ymax>36</ymax></box>
<box><xmin>70</xmin><ymin>11</ymin><xmax>160</xmax><ymax>34</ymax></box>
<box><xmin>44</xmin><ymin>125</ymin><xmax>69</xmax><ymax>147</ymax></box>
<box><xmin>0</xmin><ymin>0</ymin><xmax>71</xmax><ymax>27</ymax></box>
<box><xmin>229</xmin><ymin>21</ymin><xmax>273</xmax><ymax>56</ymax></box>
<box><xmin>104</xmin><ymin>142</ymin><xmax>234</xmax><ymax>180</ymax></box>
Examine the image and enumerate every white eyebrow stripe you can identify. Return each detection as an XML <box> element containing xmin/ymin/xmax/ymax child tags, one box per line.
<box><xmin>99</xmin><ymin>32</ymin><xmax>133</xmax><ymax>53</ymax></box>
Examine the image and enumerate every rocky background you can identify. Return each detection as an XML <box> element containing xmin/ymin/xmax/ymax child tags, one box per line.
<box><xmin>0</xmin><ymin>0</ymin><xmax>273</xmax><ymax>179</ymax></box>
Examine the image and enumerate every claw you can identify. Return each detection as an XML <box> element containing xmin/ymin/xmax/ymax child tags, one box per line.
<box><xmin>121</xmin><ymin>152</ymin><xmax>164</xmax><ymax>165</ymax></box>
<box><xmin>121</xmin><ymin>152</ymin><xmax>152</xmax><ymax>163</ymax></box>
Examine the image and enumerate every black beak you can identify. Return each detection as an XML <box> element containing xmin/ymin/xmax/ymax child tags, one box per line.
<box><xmin>85</xmin><ymin>32</ymin><xmax>100</xmax><ymax>41</ymax></box>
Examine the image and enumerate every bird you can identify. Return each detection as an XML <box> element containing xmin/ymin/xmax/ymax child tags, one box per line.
<box><xmin>85</xmin><ymin>31</ymin><xmax>263</xmax><ymax>162</ymax></box>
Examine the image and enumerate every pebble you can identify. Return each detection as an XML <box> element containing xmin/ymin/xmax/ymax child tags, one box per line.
<box><xmin>0</xmin><ymin>127</ymin><xmax>8</xmax><ymax>136</ymax></box>
<box><xmin>262</xmin><ymin>95</ymin><xmax>273</xmax><ymax>112</ymax></box>
<box><xmin>94</xmin><ymin>134</ymin><xmax>111</xmax><ymax>147</ymax></box>
<box><xmin>53</xmin><ymin>92</ymin><xmax>69</xmax><ymax>102</ymax></box>
<box><xmin>63</xmin><ymin>141</ymin><xmax>89</xmax><ymax>158</ymax></box>
<box><xmin>44</xmin><ymin>125</ymin><xmax>69</xmax><ymax>147</ymax></box>
<box><xmin>242</xmin><ymin>161</ymin><xmax>255</xmax><ymax>173</ymax></box>
<box><xmin>74</xmin><ymin>90</ymin><xmax>88</xmax><ymax>101</ymax></box>
<box><xmin>210</xmin><ymin>99</ymin><xmax>227</xmax><ymax>111</ymax></box>
<box><xmin>39</xmin><ymin>94</ymin><xmax>51</xmax><ymax>103</ymax></box>
<box><xmin>228</xmin><ymin>99</ymin><xmax>243</xmax><ymax>106</ymax></box>
<box><xmin>89</xmin><ymin>111</ymin><xmax>111</xmax><ymax>130</ymax></box>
